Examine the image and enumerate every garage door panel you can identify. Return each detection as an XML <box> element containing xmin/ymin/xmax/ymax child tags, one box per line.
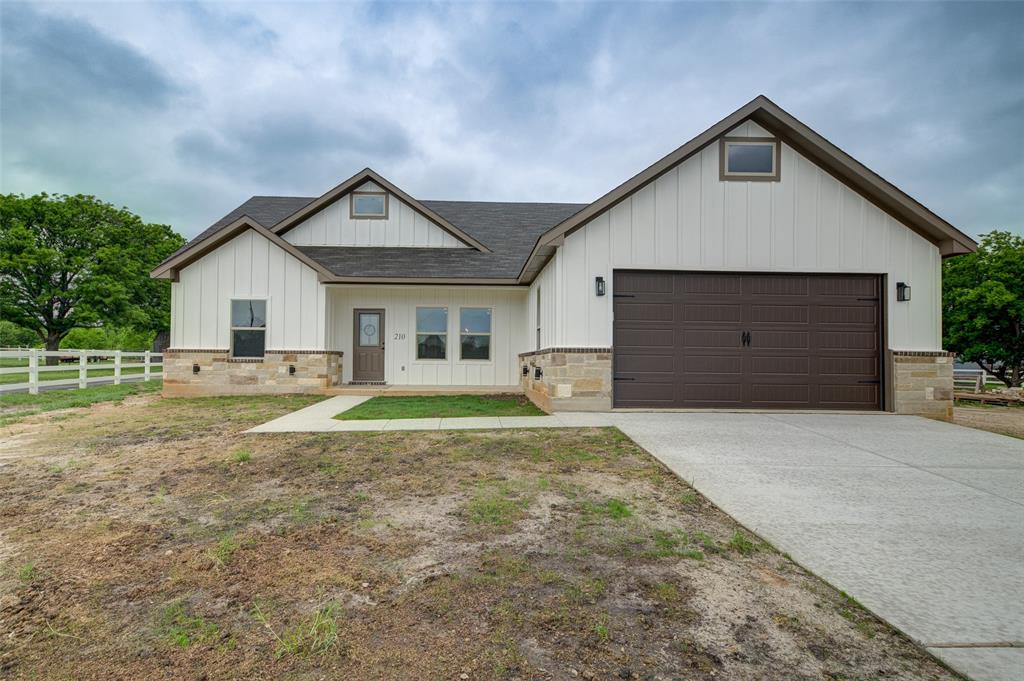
<box><xmin>613</xmin><ymin>271</ymin><xmax>881</xmax><ymax>410</ymax></box>
<box><xmin>683</xmin><ymin>355</ymin><xmax>743</xmax><ymax>374</ymax></box>
<box><xmin>680</xmin><ymin>274</ymin><xmax>743</xmax><ymax>295</ymax></box>
<box><xmin>750</xmin><ymin>330</ymin><xmax>809</xmax><ymax>350</ymax></box>
<box><xmin>614</xmin><ymin>327</ymin><xmax>674</xmax><ymax>348</ymax></box>
<box><xmin>682</xmin><ymin>303</ymin><xmax>742</xmax><ymax>323</ymax></box>
<box><xmin>751</xmin><ymin>304</ymin><xmax>809</xmax><ymax>324</ymax></box>
<box><xmin>616</xmin><ymin>302</ymin><xmax>675</xmax><ymax>321</ymax></box>
<box><xmin>615</xmin><ymin>354</ymin><xmax>674</xmax><ymax>373</ymax></box>
<box><xmin>749</xmin><ymin>356</ymin><xmax>810</xmax><ymax>375</ymax></box>
<box><xmin>615</xmin><ymin>381</ymin><xmax>675</xmax><ymax>405</ymax></box>
<box><xmin>683</xmin><ymin>329</ymin><xmax>743</xmax><ymax>349</ymax></box>
<box><xmin>682</xmin><ymin>383</ymin><xmax>743</xmax><ymax>404</ymax></box>
<box><xmin>819</xmin><ymin>331</ymin><xmax>877</xmax><ymax>350</ymax></box>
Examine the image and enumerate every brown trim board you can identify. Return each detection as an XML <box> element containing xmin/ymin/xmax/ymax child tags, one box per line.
<box><xmin>271</xmin><ymin>168</ymin><xmax>491</xmax><ymax>252</ymax></box>
<box><xmin>517</xmin><ymin>95</ymin><xmax>976</xmax><ymax>283</ymax></box>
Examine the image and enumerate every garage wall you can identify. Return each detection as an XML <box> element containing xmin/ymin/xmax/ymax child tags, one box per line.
<box><xmin>170</xmin><ymin>229</ymin><xmax>327</xmax><ymax>350</ymax></box>
<box><xmin>327</xmin><ymin>285</ymin><xmax>529</xmax><ymax>385</ymax></box>
<box><xmin>552</xmin><ymin>120</ymin><xmax>942</xmax><ymax>351</ymax></box>
<box><xmin>284</xmin><ymin>180</ymin><xmax>467</xmax><ymax>248</ymax></box>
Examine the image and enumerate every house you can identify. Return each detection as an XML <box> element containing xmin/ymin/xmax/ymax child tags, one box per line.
<box><xmin>152</xmin><ymin>96</ymin><xmax>976</xmax><ymax>418</ymax></box>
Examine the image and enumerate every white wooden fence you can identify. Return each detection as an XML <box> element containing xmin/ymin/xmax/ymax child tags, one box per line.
<box><xmin>953</xmin><ymin>368</ymin><xmax>992</xmax><ymax>393</ymax></box>
<box><xmin>0</xmin><ymin>349</ymin><xmax>163</xmax><ymax>394</ymax></box>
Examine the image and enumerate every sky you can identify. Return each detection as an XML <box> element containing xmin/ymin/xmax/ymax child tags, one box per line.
<box><xmin>1</xmin><ymin>1</ymin><xmax>1021</xmax><ymax>241</ymax></box>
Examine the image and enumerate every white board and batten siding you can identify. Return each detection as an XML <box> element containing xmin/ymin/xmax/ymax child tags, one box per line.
<box><xmin>170</xmin><ymin>230</ymin><xmax>326</xmax><ymax>350</ymax></box>
<box><xmin>284</xmin><ymin>181</ymin><xmax>467</xmax><ymax>248</ymax></box>
<box><xmin>542</xmin><ymin>120</ymin><xmax>943</xmax><ymax>351</ymax></box>
<box><xmin>327</xmin><ymin>286</ymin><xmax>528</xmax><ymax>386</ymax></box>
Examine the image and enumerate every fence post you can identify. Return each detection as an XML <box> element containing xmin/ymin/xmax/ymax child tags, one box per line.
<box><xmin>79</xmin><ymin>350</ymin><xmax>88</xmax><ymax>389</ymax></box>
<box><xmin>28</xmin><ymin>349</ymin><xmax>39</xmax><ymax>395</ymax></box>
<box><xmin>114</xmin><ymin>350</ymin><xmax>122</xmax><ymax>385</ymax></box>
<box><xmin>144</xmin><ymin>351</ymin><xmax>151</xmax><ymax>381</ymax></box>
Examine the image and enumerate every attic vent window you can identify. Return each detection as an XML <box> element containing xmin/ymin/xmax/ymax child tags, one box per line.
<box><xmin>351</xmin><ymin>192</ymin><xmax>388</xmax><ymax>218</ymax></box>
<box><xmin>721</xmin><ymin>137</ymin><xmax>780</xmax><ymax>181</ymax></box>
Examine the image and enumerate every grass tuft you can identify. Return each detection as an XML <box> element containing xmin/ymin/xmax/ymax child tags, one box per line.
<box><xmin>232</xmin><ymin>449</ymin><xmax>252</xmax><ymax>463</ymax></box>
<box><xmin>159</xmin><ymin>601</ymin><xmax>219</xmax><ymax>648</ymax></box>
<box><xmin>727</xmin><ymin>530</ymin><xmax>759</xmax><ymax>556</ymax></box>
<box><xmin>334</xmin><ymin>394</ymin><xmax>544</xmax><ymax>420</ymax></box>
<box><xmin>253</xmin><ymin>602</ymin><xmax>344</xmax><ymax>659</ymax></box>
<box><xmin>17</xmin><ymin>562</ymin><xmax>37</xmax><ymax>583</ymax></box>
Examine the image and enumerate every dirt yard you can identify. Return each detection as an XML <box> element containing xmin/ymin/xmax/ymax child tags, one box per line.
<box><xmin>0</xmin><ymin>394</ymin><xmax>959</xmax><ymax>680</ymax></box>
<box><xmin>954</xmin><ymin>404</ymin><xmax>1024</xmax><ymax>439</ymax></box>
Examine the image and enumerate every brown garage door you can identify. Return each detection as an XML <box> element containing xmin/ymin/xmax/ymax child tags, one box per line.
<box><xmin>613</xmin><ymin>271</ymin><xmax>882</xmax><ymax>409</ymax></box>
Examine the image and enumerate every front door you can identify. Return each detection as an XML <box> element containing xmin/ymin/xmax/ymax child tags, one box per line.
<box><xmin>352</xmin><ymin>309</ymin><xmax>385</xmax><ymax>382</ymax></box>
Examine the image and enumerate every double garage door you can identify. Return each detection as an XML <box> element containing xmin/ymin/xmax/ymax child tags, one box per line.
<box><xmin>613</xmin><ymin>271</ymin><xmax>882</xmax><ymax>410</ymax></box>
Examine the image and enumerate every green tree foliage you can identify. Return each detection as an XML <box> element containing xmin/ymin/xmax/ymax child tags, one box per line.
<box><xmin>61</xmin><ymin>326</ymin><xmax>156</xmax><ymax>352</ymax></box>
<box><xmin>943</xmin><ymin>230</ymin><xmax>1023</xmax><ymax>387</ymax></box>
<box><xmin>0</xmin><ymin>320</ymin><xmax>39</xmax><ymax>348</ymax></box>
<box><xmin>0</xmin><ymin>194</ymin><xmax>185</xmax><ymax>353</ymax></box>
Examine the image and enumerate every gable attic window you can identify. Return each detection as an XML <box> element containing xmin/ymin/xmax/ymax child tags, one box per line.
<box><xmin>720</xmin><ymin>137</ymin><xmax>781</xmax><ymax>181</ymax></box>
<box><xmin>350</xmin><ymin>191</ymin><xmax>388</xmax><ymax>219</ymax></box>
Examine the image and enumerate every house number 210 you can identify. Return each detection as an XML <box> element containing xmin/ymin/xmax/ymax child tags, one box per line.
<box><xmin>393</xmin><ymin>332</ymin><xmax>406</xmax><ymax>340</ymax></box>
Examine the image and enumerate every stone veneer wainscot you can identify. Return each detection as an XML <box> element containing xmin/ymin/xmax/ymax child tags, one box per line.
<box><xmin>519</xmin><ymin>348</ymin><xmax>612</xmax><ymax>412</ymax></box>
<box><xmin>163</xmin><ymin>349</ymin><xmax>342</xmax><ymax>397</ymax></box>
<box><xmin>890</xmin><ymin>350</ymin><xmax>954</xmax><ymax>420</ymax></box>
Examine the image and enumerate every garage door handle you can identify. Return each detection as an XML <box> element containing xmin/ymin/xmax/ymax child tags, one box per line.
<box><xmin>741</xmin><ymin>331</ymin><xmax>751</xmax><ymax>347</ymax></box>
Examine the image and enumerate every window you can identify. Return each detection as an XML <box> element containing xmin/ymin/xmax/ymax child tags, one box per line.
<box><xmin>460</xmin><ymin>307</ymin><xmax>491</xmax><ymax>360</ymax></box>
<box><xmin>416</xmin><ymin>307</ymin><xmax>447</xmax><ymax>359</ymax></box>
<box><xmin>351</xmin><ymin>192</ymin><xmax>388</xmax><ymax>218</ymax></box>
<box><xmin>230</xmin><ymin>299</ymin><xmax>266</xmax><ymax>358</ymax></box>
<box><xmin>720</xmin><ymin>137</ymin><xmax>780</xmax><ymax>181</ymax></box>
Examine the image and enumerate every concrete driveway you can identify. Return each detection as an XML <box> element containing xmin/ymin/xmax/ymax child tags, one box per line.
<box><xmin>558</xmin><ymin>412</ymin><xmax>1024</xmax><ymax>681</ymax></box>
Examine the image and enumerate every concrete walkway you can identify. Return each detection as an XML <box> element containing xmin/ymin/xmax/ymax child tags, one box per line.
<box><xmin>248</xmin><ymin>399</ymin><xmax>1024</xmax><ymax>680</ymax></box>
<box><xmin>246</xmin><ymin>395</ymin><xmax>571</xmax><ymax>432</ymax></box>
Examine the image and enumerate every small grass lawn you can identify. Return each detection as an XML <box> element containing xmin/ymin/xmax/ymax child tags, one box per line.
<box><xmin>334</xmin><ymin>393</ymin><xmax>545</xmax><ymax>420</ymax></box>
<box><xmin>0</xmin><ymin>381</ymin><xmax>163</xmax><ymax>427</ymax></box>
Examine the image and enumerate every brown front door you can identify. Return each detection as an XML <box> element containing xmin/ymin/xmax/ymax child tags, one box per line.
<box><xmin>352</xmin><ymin>309</ymin><xmax>385</xmax><ymax>382</ymax></box>
<box><xmin>613</xmin><ymin>271</ymin><xmax>882</xmax><ymax>410</ymax></box>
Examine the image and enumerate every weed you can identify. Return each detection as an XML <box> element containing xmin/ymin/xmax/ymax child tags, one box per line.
<box><xmin>646</xmin><ymin>529</ymin><xmax>704</xmax><ymax>560</ymax></box>
<box><xmin>694</xmin><ymin>531</ymin><xmax>720</xmax><ymax>554</ymax></box>
<box><xmin>232</xmin><ymin>449</ymin><xmax>252</xmax><ymax>463</ymax></box>
<box><xmin>564</xmin><ymin>577</ymin><xmax>606</xmax><ymax>605</ymax></box>
<box><xmin>679</xmin><ymin>491</ymin><xmax>699</xmax><ymax>506</ymax></box>
<box><xmin>159</xmin><ymin>601</ymin><xmax>219</xmax><ymax>648</ymax></box>
<box><xmin>253</xmin><ymin>601</ymin><xmax>343</xmax><ymax>659</ymax></box>
<box><xmin>728</xmin><ymin>530</ymin><xmax>758</xmax><ymax>556</ymax></box>
<box><xmin>582</xmin><ymin>497</ymin><xmax>632</xmax><ymax>519</ymax></box>
<box><xmin>594</xmin><ymin>618</ymin><xmax>611</xmax><ymax>641</ymax></box>
<box><xmin>17</xmin><ymin>563</ymin><xmax>37</xmax><ymax>583</ymax></box>
<box><xmin>651</xmin><ymin>582</ymin><xmax>682</xmax><ymax>603</ymax></box>
<box><xmin>206</xmin><ymin>533</ymin><xmax>239</xmax><ymax>568</ymax></box>
<box><xmin>465</xmin><ymin>483</ymin><xmax>530</xmax><ymax>526</ymax></box>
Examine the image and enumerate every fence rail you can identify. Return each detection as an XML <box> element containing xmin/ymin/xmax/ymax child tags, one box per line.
<box><xmin>0</xmin><ymin>349</ymin><xmax>163</xmax><ymax>394</ymax></box>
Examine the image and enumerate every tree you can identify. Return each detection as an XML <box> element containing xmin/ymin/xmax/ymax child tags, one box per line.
<box><xmin>0</xmin><ymin>194</ymin><xmax>185</xmax><ymax>357</ymax></box>
<box><xmin>943</xmin><ymin>230</ymin><xmax>1024</xmax><ymax>387</ymax></box>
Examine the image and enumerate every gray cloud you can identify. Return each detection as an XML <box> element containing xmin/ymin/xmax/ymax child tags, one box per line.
<box><xmin>0</xmin><ymin>1</ymin><xmax>1020</xmax><ymax>239</ymax></box>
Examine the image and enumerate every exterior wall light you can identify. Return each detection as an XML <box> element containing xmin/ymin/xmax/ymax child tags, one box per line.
<box><xmin>595</xmin><ymin>276</ymin><xmax>606</xmax><ymax>297</ymax></box>
<box><xmin>896</xmin><ymin>282</ymin><xmax>911</xmax><ymax>302</ymax></box>
<box><xmin>289</xmin><ymin>365</ymin><xmax>296</xmax><ymax>375</ymax></box>
<box><xmin>522</xmin><ymin>365</ymin><xmax>529</xmax><ymax>376</ymax></box>
<box><xmin>192</xmin><ymin>363</ymin><xmax>200</xmax><ymax>374</ymax></box>
<box><xmin>534</xmin><ymin>366</ymin><xmax>543</xmax><ymax>380</ymax></box>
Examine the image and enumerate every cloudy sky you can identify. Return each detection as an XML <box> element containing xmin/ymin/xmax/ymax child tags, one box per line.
<box><xmin>2</xmin><ymin>1</ymin><xmax>1021</xmax><ymax>241</ymax></box>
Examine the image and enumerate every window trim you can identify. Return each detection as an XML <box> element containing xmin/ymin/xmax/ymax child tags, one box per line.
<box><xmin>350</xmin><ymin>190</ymin><xmax>389</xmax><ymax>219</ymax></box>
<box><xmin>719</xmin><ymin>136</ymin><xmax>781</xmax><ymax>182</ymax></box>
<box><xmin>229</xmin><ymin>297</ymin><xmax>268</xmax><ymax>359</ymax></box>
<box><xmin>458</xmin><ymin>306</ymin><xmax>493</xmax><ymax>363</ymax></box>
<box><xmin>414</xmin><ymin>306</ymin><xmax>448</xmax><ymax>362</ymax></box>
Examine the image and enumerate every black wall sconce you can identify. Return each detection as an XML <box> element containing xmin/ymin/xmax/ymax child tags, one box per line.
<box><xmin>522</xmin><ymin>365</ymin><xmax>529</xmax><ymax>376</ymax></box>
<box><xmin>896</xmin><ymin>282</ymin><xmax>911</xmax><ymax>302</ymax></box>
<box><xmin>192</xmin><ymin>363</ymin><xmax>200</xmax><ymax>374</ymax></box>
<box><xmin>288</xmin><ymin>365</ymin><xmax>296</xmax><ymax>375</ymax></box>
<box><xmin>595</xmin><ymin>276</ymin><xmax>606</xmax><ymax>297</ymax></box>
<box><xmin>534</xmin><ymin>366</ymin><xmax>543</xmax><ymax>380</ymax></box>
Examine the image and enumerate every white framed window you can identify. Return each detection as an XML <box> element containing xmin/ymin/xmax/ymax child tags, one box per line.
<box><xmin>416</xmin><ymin>307</ymin><xmax>447</xmax><ymax>360</ymax></box>
<box><xmin>230</xmin><ymin>299</ymin><xmax>266</xmax><ymax>358</ymax></box>
<box><xmin>350</xmin><ymin>191</ymin><xmax>388</xmax><ymax>219</ymax></box>
<box><xmin>460</xmin><ymin>307</ymin><xmax>492</xmax><ymax>361</ymax></box>
<box><xmin>720</xmin><ymin>137</ymin><xmax>780</xmax><ymax>181</ymax></box>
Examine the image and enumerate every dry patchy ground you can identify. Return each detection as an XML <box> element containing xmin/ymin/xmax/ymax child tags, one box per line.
<box><xmin>953</xmin><ymin>404</ymin><xmax>1024</xmax><ymax>439</ymax></box>
<box><xmin>0</xmin><ymin>394</ymin><xmax>960</xmax><ymax>680</ymax></box>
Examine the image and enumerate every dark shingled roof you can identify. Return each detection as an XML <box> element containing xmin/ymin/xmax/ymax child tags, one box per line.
<box><xmin>173</xmin><ymin>196</ymin><xmax>586</xmax><ymax>280</ymax></box>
